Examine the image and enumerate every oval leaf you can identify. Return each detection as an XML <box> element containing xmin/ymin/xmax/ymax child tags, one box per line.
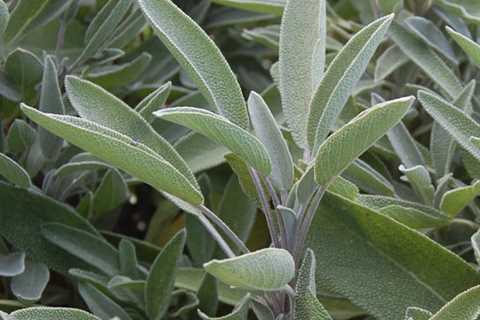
<box><xmin>0</xmin><ymin>153</ymin><xmax>32</xmax><ymax>188</ymax></box>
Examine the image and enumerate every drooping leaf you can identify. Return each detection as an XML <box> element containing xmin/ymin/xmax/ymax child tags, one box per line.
<box><xmin>65</xmin><ymin>76</ymin><xmax>198</xmax><ymax>189</ymax></box>
<box><xmin>138</xmin><ymin>0</ymin><xmax>249</xmax><ymax>129</ymax></box>
<box><xmin>146</xmin><ymin>230</ymin><xmax>186</xmax><ymax>320</ymax></box>
<box><xmin>0</xmin><ymin>153</ymin><xmax>32</xmax><ymax>188</ymax></box>
<box><xmin>308</xmin><ymin>191</ymin><xmax>480</xmax><ymax>320</ymax></box>
<box><xmin>39</xmin><ymin>56</ymin><xmax>65</xmax><ymax>160</ymax></box>
<box><xmin>418</xmin><ymin>90</ymin><xmax>480</xmax><ymax>162</ymax></box>
<box><xmin>21</xmin><ymin>105</ymin><xmax>203</xmax><ymax>204</ymax></box>
<box><xmin>314</xmin><ymin>97</ymin><xmax>413</xmax><ymax>186</ymax></box>
<box><xmin>204</xmin><ymin>248</ymin><xmax>295</xmax><ymax>291</ymax></box>
<box><xmin>248</xmin><ymin>92</ymin><xmax>293</xmax><ymax>190</ymax></box>
<box><xmin>10</xmin><ymin>261</ymin><xmax>49</xmax><ymax>302</ymax></box>
<box><xmin>10</xmin><ymin>307</ymin><xmax>101</xmax><ymax>320</ymax></box>
<box><xmin>155</xmin><ymin>107</ymin><xmax>271</xmax><ymax>175</ymax></box>
<box><xmin>440</xmin><ymin>181</ymin><xmax>480</xmax><ymax>218</ymax></box>
<box><xmin>429</xmin><ymin>285</ymin><xmax>480</xmax><ymax>320</ymax></box>
<box><xmin>307</xmin><ymin>14</ymin><xmax>394</xmax><ymax>152</ymax></box>
<box><xmin>278</xmin><ymin>0</ymin><xmax>322</xmax><ymax>147</ymax></box>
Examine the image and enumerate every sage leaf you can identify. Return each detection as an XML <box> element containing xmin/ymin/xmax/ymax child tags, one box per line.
<box><xmin>146</xmin><ymin>230</ymin><xmax>186</xmax><ymax>320</ymax></box>
<box><xmin>0</xmin><ymin>252</ymin><xmax>25</xmax><ymax>277</ymax></box>
<box><xmin>308</xmin><ymin>14</ymin><xmax>394</xmax><ymax>152</ymax></box>
<box><xmin>198</xmin><ymin>294</ymin><xmax>250</xmax><ymax>320</ymax></box>
<box><xmin>418</xmin><ymin>90</ymin><xmax>480</xmax><ymax>162</ymax></box>
<box><xmin>210</xmin><ymin>0</ymin><xmax>284</xmax><ymax>15</ymax></box>
<box><xmin>374</xmin><ymin>45</ymin><xmax>409</xmax><ymax>81</ymax></box>
<box><xmin>10</xmin><ymin>307</ymin><xmax>101</xmax><ymax>320</ymax></box>
<box><xmin>405</xmin><ymin>307</ymin><xmax>433</xmax><ymax>320</ymax></box>
<box><xmin>0</xmin><ymin>153</ymin><xmax>32</xmax><ymax>188</ymax></box>
<box><xmin>204</xmin><ymin>248</ymin><xmax>295</xmax><ymax>291</ymax></box>
<box><xmin>155</xmin><ymin>107</ymin><xmax>271</xmax><ymax>175</ymax></box>
<box><xmin>429</xmin><ymin>285</ymin><xmax>480</xmax><ymax>320</ymax></box>
<box><xmin>447</xmin><ymin>26</ymin><xmax>480</xmax><ymax>66</ymax></box>
<box><xmin>21</xmin><ymin>105</ymin><xmax>203</xmax><ymax>204</ymax></box>
<box><xmin>11</xmin><ymin>261</ymin><xmax>49</xmax><ymax>302</ymax></box>
<box><xmin>0</xmin><ymin>0</ymin><xmax>8</xmax><ymax>36</ymax></box>
<box><xmin>314</xmin><ymin>97</ymin><xmax>413</xmax><ymax>186</ymax></box>
<box><xmin>278</xmin><ymin>0</ymin><xmax>322</xmax><ymax>147</ymax></box>
<box><xmin>79</xmin><ymin>283</ymin><xmax>132</xmax><ymax>320</ymax></box>
<box><xmin>135</xmin><ymin>82</ymin><xmax>171</xmax><ymax>123</ymax></box>
<box><xmin>138</xmin><ymin>0</ymin><xmax>249</xmax><ymax>129</ymax></box>
<box><xmin>3</xmin><ymin>0</ymin><xmax>49</xmax><ymax>44</ymax></box>
<box><xmin>93</xmin><ymin>169</ymin><xmax>128</xmax><ymax>217</ymax></box>
<box><xmin>439</xmin><ymin>181</ymin><xmax>480</xmax><ymax>218</ymax></box>
<box><xmin>399</xmin><ymin>165</ymin><xmax>434</xmax><ymax>205</ymax></box>
<box><xmin>248</xmin><ymin>92</ymin><xmax>293</xmax><ymax>190</ymax></box>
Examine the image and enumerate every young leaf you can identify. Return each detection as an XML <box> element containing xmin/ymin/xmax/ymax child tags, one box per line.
<box><xmin>21</xmin><ymin>105</ymin><xmax>203</xmax><ymax>205</ymax></box>
<box><xmin>314</xmin><ymin>97</ymin><xmax>413</xmax><ymax>186</ymax></box>
<box><xmin>155</xmin><ymin>107</ymin><xmax>272</xmax><ymax>175</ymax></box>
<box><xmin>0</xmin><ymin>252</ymin><xmax>25</xmax><ymax>277</ymax></box>
<box><xmin>418</xmin><ymin>90</ymin><xmax>480</xmax><ymax>162</ymax></box>
<box><xmin>309</xmin><ymin>191</ymin><xmax>480</xmax><ymax>320</ymax></box>
<box><xmin>135</xmin><ymin>82</ymin><xmax>172</xmax><ymax>123</ymax></box>
<box><xmin>307</xmin><ymin>14</ymin><xmax>394</xmax><ymax>152</ymax></box>
<box><xmin>390</xmin><ymin>22</ymin><xmax>462</xmax><ymax>98</ymax></box>
<box><xmin>440</xmin><ymin>181</ymin><xmax>480</xmax><ymax>218</ymax></box>
<box><xmin>429</xmin><ymin>285</ymin><xmax>480</xmax><ymax>320</ymax></box>
<box><xmin>39</xmin><ymin>56</ymin><xmax>65</xmax><ymax>160</ymax></box>
<box><xmin>248</xmin><ymin>92</ymin><xmax>293</xmax><ymax>190</ymax></box>
<box><xmin>295</xmin><ymin>249</ymin><xmax>333</xmax><ymax>320</ymax></box>
<box><xmin>0</xmin><ymin>153</ymin><xmax>32</xmax><ymax>188</ymax></box>
<box><xmin>11</xmin><ymin>261</ymin><xmax>49</xmax><ymax>302</ymax></box>
<box><xmin>146</xmin><ymin>230</ymin><xmax>186</xmax><ymax>320</ymax></box>
<box><xmin>10</xmin><ymin>307</ymin><xmax>101</xmax><ymax>320</ymax></box>
<box><xmin>79</xmin><ymin>283</ymin><xmax>133</xmax><ymax>320</ymax></box>
<box><xmin>137</xmin><ymin>0</ymin><xmax>249</xmax><ymax>129</ymax></box>
<box><xmin>204</xmin><ymin>248</ymin><xmax>295</xmax><ymax>291</ymax></box>
<box><xmin>278</xmin><ymin>0</ymin><xmax>322</xmax><ymax>147</ymax></box>
<box><xmin>65</xmin><ymin>76</ymin><xmax>198</xmax><ymax>190</ymax></box>
<box><xmin>447</xmin><ymin>26</ymin><xmax>480</xmax><ymax>66</ymax></box>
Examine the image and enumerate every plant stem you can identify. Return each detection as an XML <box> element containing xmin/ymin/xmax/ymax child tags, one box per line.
<box><xmin>199</xmin><ymin>204</ymin><xmax>250</xmax><ymax>254</ymax></box>
<box><xmin>264</xmin><ymin>178</ymin><xmax>289</xmax><ymax>249</ymax></box>
<box><xmin>195</xmin><ymin>213</ymin><xmax>236</xmax><ymax>258</ymax></box>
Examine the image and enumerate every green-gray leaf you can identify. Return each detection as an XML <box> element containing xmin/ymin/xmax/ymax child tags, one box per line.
<box><xmin>138</xmin><ymin>0</ymin><xmax>249</xmax><ymax>129</ymax></box>
<box><xmin>204</xmin><ymin>248</ymin><xmax>295</xmax><ymax>291</ymax></box>
<box><xmin>0</xmin><ymin>252</ymin><xmax>25</xmax><ymax>277</ymax></box>
<box><xmin>248</xmin><ymin>92</ymin><xmax>293</xmax><ymax>190</ymax></box>
<box><xmin>447</xmin><ymin>26</ymin><xmax>480</xmax><ymax>66</ymax></box>
<box><xmin>314</xmin><ymin>97</ymin><xmax>413</xmax><ymax>186</ymax></box>
<box><xmin>79</xmin><ymin>283</ymin><xmax>132</xmax><ymax>320</ymax></box>
<box><xmin>307</xmin><ymin>14</ymin><xmax>394</xmax><ymax>152</ymax></box>
<box><xmin>210</xmin><ymin>0</ymin><xmax>284</xmax><ymax>15</ymax></box>
<box><xmin>429</xmin><ymin>285</ymin><xmax>480</xmax><ymax>320</ymax></box>
<box><xmin>10</xmin><ymin>307</ymin><xmax>101</xmax><ymax>320</ymax></box>
<box><xmin>0</xmin><ymin>153</ymin><xmax>32</xmax><ymax>188</ymax></box>
<box><xmin>155</xmin><ymin>107</ymin><xmax>271</xmax><ymax>175</ymax></box>
<box><xmin>11</xmin><ymin>261</ymin><xmax>49</xmax><ymax>302</ymax></box>
<box><xmin>0</xmin><ymin>0</ymin><xmax>9</xmax><ymax>36</ymax></box>
<box><xmin>440</xmin><ymin>181</ymin><xmax>480</xmax><ymax>218</ymax></box>
<box><xmin>198</xmin><ymin>294</ymin><xmax>250</xmax><ymax>320</ymax></box>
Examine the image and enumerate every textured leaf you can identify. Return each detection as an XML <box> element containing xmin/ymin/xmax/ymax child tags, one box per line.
<box><xmin>436</xmin><ymin>0</ymin><xmax>480</xmax><ymax>25</ymax></box>
<box><xmin>5</xmin><ymin>49</ymin><xmax>42</xmax><ymax>99</ymax></box>
<box><xmin>388</xmin><ymin>122</ymin><xmax>426</xmax><ymax>169</ymax></box>
<box><xmin>447</xmin><ymin>26</ymin><xmax>480</xmax><ymax>66</ymax></box>
<box><xmin>314</xmin><ymin>97</ymin><xmax>413</xmax><ymax>186</ymax></box>
<box><xmin>138</xmin><ymin>0</ymin><xmax>249</xmax><ymax>129</ymax></box>
<box><xmin>248</xmin><ymin>92</ymin><xmax>293</xmax><ymax>190</ymax></box>
<box><xmin>93</xmin><ymin>169</ymin><xmax>128</xmax><ymax>216</ymax></box>
<box><xmin>146</xmin><ymin>230</ymin><xmax>186</xmax><ymax>320</ymax></box>
<box><xmin>204</xmin><ymin>248</ymin><xmax>295</xmax><ymax>291</ymax></box>
<box><xmin>308</xmin><ymin>191</ymin><xmax>480</xmax><ymax>320</ymax></box>
<box><xmin>418</xmin><ymin>90</ymin><xmax>480</xmax><ymax>162</ymax></box>
<box><xmin>39</xmin><ymin>56</ymin><xmax>65</xmax><ymax>160</ymax></box>
<box><xmin>374</xmin><ymin>45</ymin><xmax>409</xmax><ymax>81</ymax></box>
<box><xmin>307</xmin><ymin>15</ymin><xmax>394</xmax><ymax>152</ymax></box>
<box><xmin>11</xmin><ymin>261</ymin><xmax>49</xmax><ymax>302</ymax></box>
<box><xmin>10</xmin><ymin>307</ymin><xmax>101</xmax><ymax>320</ymax></box>
<box><xmin>0</xmin><ymin>183</ymin><xmax>97</xmax><ymax>273</ymax></box>
<box><xmin>3</xmin><ymin>0</ymin><xmax>49</xmax><ymax>44</ymax></box>
<box><xmin>399</xmin><ymin>165</ymin><xmax>434</xmax><ymax>204</ymax></box>
<box><xmin>42</xmin><ymin>223</ymin><xmax>120</xmax><ymax>276</ymax></box>
<box><xmin>0</xmin><ymin>153</ymin><xmax>32</xmax><ymax>188</ymax></box>
<box><xmin>0</xmin><ymin>252</ymin><xmax>25</xmax><ymax>277</ymax></box>
<box><xmin>405</xmin><ymin>16</ymin><xmax>457</xmax><ymax>64</ymax></box>
<box><xmin>390</xmin><ymin>22</ymin><xmax>462</xmax><ymax>98</ymax></box>
<box><xmin>198</xmin><ymin>295</ymin><xmax>250</xmax><ymax>320</ymax></box>
<box><xmin>155</xmin><ymin>107</ymin><xmax>271</xmax><ymax>175</ymax></box>
<box><xmin>79</xmin><ymin>283</ymin><xmax>132</xmax><ymax>320</ymax></box>
<box><xmin>65</xmin><ymin>76</ymin><xmax>198</xmax><ymax>189</ymax></box>
<box><xmin>472</xmin><ymin>230</ymin><xmax>480</xmax><ymax>265</ymax></box>
<box><xmin>295</xmin><ymin>249</ymin><xmax>332</xmax><ymax>320</ymax></box>
<box><xmin>21</xmin><ymin>105</ymin><xmax>203</xmax><ymax>204</ymax></box>
<box><xmin>210</xmin><ymin>0</ymin><xmax>284</xmax><ymax>15</ymax></box>
<box><xmin>343</xmin><ymin>159</ymin><xmax>395</xmax><ymax>196</ymax></box>
<box><xmin>429</xmin><ymin>285</ymin><xmax>480</xmax><ymax>320</ymax></box>
<box><xmin>118</xmin><ymin>239</ymin><xmax>140</xmax><ymax>280</ymax></box>
<box><xmin>278</xmin><ymin>0</ymin><xmax>322</xmax><ymax>147</ymax></box>
<box><xmin>405</xmin><ymin>307</ymin><xmax>432</xmax><ymax>320</ymax></box>
<box><xmin>135</xmin><ymin>82</ymin><xmax>171</xmax><ymax>123</ymax></box>
<box><xmin>440</xmin><ymin>181</ymin><xmax>480</xmax><ymax>218</ymax></box>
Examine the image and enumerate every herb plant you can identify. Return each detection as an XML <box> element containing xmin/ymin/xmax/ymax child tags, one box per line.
<box><xmin>1</xmin><ymin>0</ymin><xmax>480</xmax><ymax>319</ymax></box>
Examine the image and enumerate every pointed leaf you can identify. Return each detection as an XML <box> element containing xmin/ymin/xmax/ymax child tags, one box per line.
<box><xmin>21</xmin><ymin>105</ymin><xmax>203</xmax><ymax>204</ymax></box>
<box><xmin>440</xmin><ymin>181</ymin><xmax>480</xmax><ymax>218</ymax></box>
<box><xmin>146</xmin><ymin>230</ymin><xmax>186</xmax><ymax>320</ymax></box>
<box><xmin>307</xmin><ymin>15</ymin><xmax>394</xmax><ymax>152</ymax></box>
<box><xmin>3</xmin><ymin>0</ymin><xmax>49</xmax><ymax>44</ymax></box>
<box><xmin>278</xmin><ymin>0</ymin><xmax>322</xmax><ymax>147</ymax></box>
<box><xmin>135</xmin><ymin>82</ymin><xmax>171</xmax><ymax>123</ymax></box>
<box><xmin>138</xmin><ymin>0</ymin><xmax>248</xmax><ymax>129</ymax></box>
<box><xmin>204</xmin><ymin>248</ymin><xmax>295</xmax><ymax>291</ymax></box>
<box><xmin>155</xmin><ymin>107</ymin><xmax>271</xmax><ymax>175</ymax></box>
<box><xmin>314</xmin><ymin>97</ymin><xmax>413</xmax><ymax>186</ymax></box>
<box><xmin>0</xmin><ymin>153</ymin><xmax>32</xmax><ymax>188</ymax></box>
<box><xmin>399</xmin><ymin>165</ymin><xmax>434</xmax><ymax>205</ymax></box>
<box><xmin>374</xmin><ymin>45</ymin><xmax>409</xmax><ymax>81</ymax></box>
<box><xmin>93</xmin><ymin>169</ymin><xmax>128</xmax><ymax>216</ymax></box>
<box><xmin>248</xmin><ymin>92</ymin><xmax>293</xmax><ymax>190</ymax></box>
<box><xmin>79</xmin><ymin>283</ymin><xmax>132</xmax><ymax>320</ymax></box>
<box><xmin>0</xmin><ymin>0</ymin><xmax>9</xmax><ymax>36</ymax></box>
